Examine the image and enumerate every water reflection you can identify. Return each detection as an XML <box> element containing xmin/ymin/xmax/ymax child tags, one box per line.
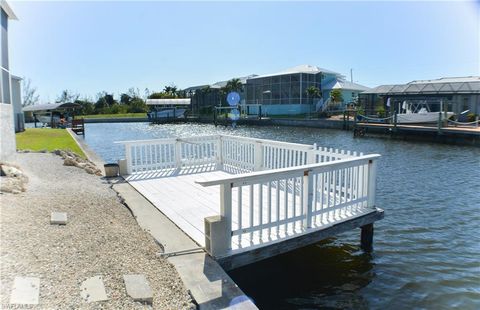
<box><xmin>230</xmin><ymin>239</ymin><xmax>373</xmax><ymax>309</ymax></box>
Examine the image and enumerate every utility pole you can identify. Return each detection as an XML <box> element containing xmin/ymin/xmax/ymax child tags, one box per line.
<box><xmin>350</xmin><ymin>68</ymin><xmax>353</xmax><ymax>83</ymax></box>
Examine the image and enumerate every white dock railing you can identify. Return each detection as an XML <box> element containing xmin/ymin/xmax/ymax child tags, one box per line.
<box><xmin>118</xmin><ymin>135</ymin><xmax>378</xmax><ymax>257</ymax></box>
<box><xmin>196</xmin><ymin>154</ymin><xmax>378</xmax><ymax>256</ymax></box>
<box><xmin>119</xmin><ymin>135</ymin><xmax>363</xmax><ymax>175</ymax></box>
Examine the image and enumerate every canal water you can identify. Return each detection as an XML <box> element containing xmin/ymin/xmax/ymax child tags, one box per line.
<box><xmin>84</xmin><ymin>122</ymin><xmax>480</xmax><ymax>309</ymax></box>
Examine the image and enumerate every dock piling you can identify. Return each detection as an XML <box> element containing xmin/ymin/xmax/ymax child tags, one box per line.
<box><xmin>360</xmin><ymin>223</ymin><xmax>374</xmax><ymax>252</ymax></box>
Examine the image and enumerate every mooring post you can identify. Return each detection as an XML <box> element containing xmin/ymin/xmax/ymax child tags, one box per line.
<box><xmin>437</xmin><ymin>112</ymin><xmax>442</xmax><ymax>134</ymax></box>
<box><xmin>393</xmin><ymin>112</ymin><xmax>398</xmax><ymax>133</ymax></box>
<box><xmin>360</xmin><ymin>223</ymin><xmax>374</xmax><ymax>252</ymax></box>
<box><xmin>213</xmin><ymin>108</ymin><xmax>217</xmax><ymax>127</ymax></box>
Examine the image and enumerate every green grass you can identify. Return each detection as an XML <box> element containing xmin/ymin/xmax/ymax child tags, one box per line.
<box><xmin>16</xmin><ymin>128</ymin><xmax>86</xmax><ymax>158</ymax></box>
<box><xmin>79</xmin><ymin>113</ymin><xmax>147</xmax><ymax>119</ymax></box>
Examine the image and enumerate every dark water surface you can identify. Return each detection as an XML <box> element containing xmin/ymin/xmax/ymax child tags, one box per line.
<box><xmin>84</xmin><ymin>122</ymin><xmax>480</xmax><ymax>309</ymax></box>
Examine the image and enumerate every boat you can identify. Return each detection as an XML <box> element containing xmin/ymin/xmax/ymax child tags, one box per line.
<box><xmin>148</xmin><ymin>108</ymin><xmax>186</xmax><ymax>120</ymax></box>
<box><xmin>36</xmin><ymin>112</ymin><xmax>60</xmax><ymax>126</ymax></box>
<box><xmin>395</xmin><ymin>100</ymin><xmax>454</xmax><ymax>124</ymax></box>
<box><xmin>146</xmin><ymin>98</ymin><xmax>190</xmax><ymax>121</ymax></box>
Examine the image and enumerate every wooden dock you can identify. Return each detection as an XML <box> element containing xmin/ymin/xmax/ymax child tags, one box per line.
<box><xmin>117</xmin><ymin>135</ymin><xmax>384</xmax><ymax>269</ymax></box>
<box><xmin>354</xmin><ymin>121</ymin><xmax>480</xmax><ymax>145</ymax></box>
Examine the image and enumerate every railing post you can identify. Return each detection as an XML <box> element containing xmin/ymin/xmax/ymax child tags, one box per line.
<box><xmin>306</xmin><ymin>143</ymin><xmax>316</xmax><ymax>165</ymax></box>
<box><xmin>216</xmin><ymin>135</ymin><xmax>223</xmax><ymax>168</ymax></box>
<box><xmin>254</xmin><ymin>141</ymin><xmax>263</xmax><ymax>171</ymax></box>
<box><xmin>367</xmin><ymin>159</ymin><xmax>377</xmax><ymax>208</ymax></box>
<box><xmin>302</xmin><ymin>170</ymin><xmax>313</xmax><ymax>229</ymax></box>
<box><xmin>125</xmin><ymin>144</ymin><xmax>132</xmax><ymax>175</ymax></box>
<box><xmin>175</xmin><ymin>139</ymin><xmax>182</xmax><ymax>168</ymax></box>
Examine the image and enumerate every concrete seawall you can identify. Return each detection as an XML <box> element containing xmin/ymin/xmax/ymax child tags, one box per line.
<box><xmin>82</xmin><ymin>116</ymin><xmax>349</xmax><ymax>130</ymax></box>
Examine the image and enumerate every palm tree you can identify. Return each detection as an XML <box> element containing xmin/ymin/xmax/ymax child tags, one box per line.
<box><xmin>225</xmin><ymin>78</ymin><xmax>243</xmax><ymax>93</ymax></box>
<box><xmin>305</xmin><ymin>86</ymin><xmax>321</xmax><ymax>103</ymax></box>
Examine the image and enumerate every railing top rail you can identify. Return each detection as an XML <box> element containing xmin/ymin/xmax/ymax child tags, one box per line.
<box><xmin>196</xmin><ymin>154</ymin><xmax>381</xmax><ymax>187</ymax></box>
<box><xmin>115</xmin><ymin>134</ymin><xmax>316</xmax><ymax>149</ymax></box>
<box><xmin>219</xmin><ymin>134</ymin><xmax>315</xmax><ymax>150</ymax></box>
<box><xmin>115</xmin><ymin>135</ymin><xmax>220</xmax><ymax>145</ymax></box>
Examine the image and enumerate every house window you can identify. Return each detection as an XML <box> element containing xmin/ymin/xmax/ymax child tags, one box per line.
<box><xmin>462</xmin><ymin>96</ymin><xmax>470</xmax><ymax>111</ymax></box>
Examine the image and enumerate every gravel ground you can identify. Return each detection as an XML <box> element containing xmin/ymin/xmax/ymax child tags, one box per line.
<box><xmin>0</xmin><ymin>153</ymin><xmax>196</xmax><ymax>309</ymax></box>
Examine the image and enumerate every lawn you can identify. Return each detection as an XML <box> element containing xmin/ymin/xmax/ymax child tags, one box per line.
<box><xmin>16</xmin><ymin>128</ymin><xmax>86</xmax><ymax>158</ymax></box>
<box><xmin>79</xmin><ymin>113</ymin><xmax>147</xmax><ymax>119</ymax></box>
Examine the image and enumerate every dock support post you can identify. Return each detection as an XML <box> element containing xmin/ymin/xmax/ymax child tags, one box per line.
<box><xmin>360</xmin><ymin>223</ymin><xmax>374</xmax><ymax>252</ymax></box>
<box><xmin>393</xmin><ymin>112</ymin><xmax>397</xmax><ymax>133</ymax></box>
<box><xmin>437</xmin><ymin>112</ymin><xmax>442</xmax><ymax>134</ymax></box>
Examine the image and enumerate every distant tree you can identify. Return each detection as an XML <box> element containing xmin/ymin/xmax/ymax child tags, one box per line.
<box><xmin>95</xmin><ymin>92</ymin><xmax>117</xmax><ymax>113</ymax></box>
<box><xmin>56</xmin><ymin>89</ymin><xmax>79</xmax><ymax>103</ymax></box>
<box><xmin>127</xmin><ymin>98</ymin><xmax>147</xmax><ymax>113</ymax></box>
<box><xmin>330</xmin><ymin>89</ymin><xmax>343</xmax><ymax>103</ymax></box>
<box><xmin>74</xmin><ymin>98</ymin><xmax>95</xmax><ymax>115</ymax></box>
<box><xmin>143</xmin><ymin>88</ymin><xmax>151</xmax><ymax>100</ymax></box>
<box><xmin>148</xmin><ymin>92</ymin><xmax>165</xmax><ymax>99</ymax></box>
<box><xmin>120</xmin><ymin>93</ymin><xmax>131</xmax><ymax>105</ymax></box>
<box><xmin>225</xmin><ymin>78</ymin><xmax>243</xmax><ymax>93</ymax></box>
<box><xmin>21</xmin><ymin>77</ymin><xmax>40</xmax><ymax>107</ymax></box>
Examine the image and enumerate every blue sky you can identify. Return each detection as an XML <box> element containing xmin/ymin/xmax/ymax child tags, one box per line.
<box><xmin>8</xmin><ymin>0</ymin><xmax>480</xmax><ymax>103</ymax></box>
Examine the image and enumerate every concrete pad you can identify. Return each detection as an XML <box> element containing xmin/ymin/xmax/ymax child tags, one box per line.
<box><xmin>50</xmin><ymin>212</ymin><xmax>67</xmax><ymax>225</ymax></box>
<box><xmin>9</xmin><ymin>276</ymin><xmax>40</xmax><ymax>305</ymax></box>
<box><xmin>123</xmin><ymin>274</ymin><xmax>153</xmax><ymax>304</ymax></box>
<box><xmin>80</xmin><ymin>276</ymin><xmax>108</xmax><ymax>303</ymax></box>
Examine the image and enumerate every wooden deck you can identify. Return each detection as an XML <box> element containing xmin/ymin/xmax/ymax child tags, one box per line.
<box><xmin>356</xmin><ymin>122</ymin><xmax>480</xmax><ymax>135</ymax></box>
<box><xmin>119</xmin><ymin>135</ymin><xmax>384</xmax><ymax>267</ymax></box>
<box><xmin>127</xmin><ymin>166</ymin><xmax>377</xmax><ymax>255</ymax></box>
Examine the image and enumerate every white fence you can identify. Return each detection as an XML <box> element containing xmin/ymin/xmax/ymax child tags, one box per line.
<box><xmin>118</xmin><ymin>135</ymin><xmax>379</xmax><ymax>257</ymax></box>
<box><xmin>119</xmin><ymin>135</ymin><xmax>364</xmax><ymax>175</ymax></box>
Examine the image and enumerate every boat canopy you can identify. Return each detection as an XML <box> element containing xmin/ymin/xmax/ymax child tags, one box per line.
<box><xmin>146</xmin><ymin>98</ymin><xmax>191</xmax><ymax>106</ymax></box>
<box><xmin>23</xmin><ymin>102</ymin><xmax>81</xmax><ymax>112</ymax></box>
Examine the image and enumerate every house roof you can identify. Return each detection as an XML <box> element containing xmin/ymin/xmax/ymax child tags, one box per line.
<box><xmin>323</xmin><ymin>79</ymin><xmax>371</xmax><ymax>92</ymax></box>
<box><xmin>210</xmin><ymin>74</ymin><xmax>258</xmax><ymax>89</ymax></box>
<box><xmin>362</xmin><ymin>76</ymin><xmax>480</xmax><ymax>95</ymax></box>
<box><xmin>1</xmin><ymin>1</ymin><xmax>18</xmax><ymax>20</ymax></box>
<box><xmin>23</xmin><ymin>102</ymin><xmax>81</xmax><ymax>112</ymax></box>
<box><xmin>249</xmin><ymin>65</ymin><xmax>343</xmax><ymax>79</ymax></box>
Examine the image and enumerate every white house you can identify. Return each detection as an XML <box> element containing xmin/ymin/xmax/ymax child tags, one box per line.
<box><xmin>0</xmin><ymin>0</ymin><xmax>18</xmax><ymax>161</ymax></box>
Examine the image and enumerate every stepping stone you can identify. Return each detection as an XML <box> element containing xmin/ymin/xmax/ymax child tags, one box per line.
<box><xmin>10</xmin><ymin>276</ymin><xmax>40</xmax><ymax>305</ymax></box>
<box><xmin>80</xmin><ymin>276</ymin><xmax>108</xmax><ymax>303</ymax></box>
<box><xmin>50</xmin><ymin>212</ymin><xmax>67</xmax><ymax>225</ymax></box>
<box><xmin>123</xmin><ymin>274</ymin><xmax>153</xmax><ymax>304</ymax></box>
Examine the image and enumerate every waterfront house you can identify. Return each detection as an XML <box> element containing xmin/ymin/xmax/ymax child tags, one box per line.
<box><xmin>187</xmin><ymin>65</ymin><xmax>370</xmax><ymax>116</ymax></box>
<box><xmin>186</xmin><ymin>74</ymin><xmax>257</xmax><ymax>115</ymax></box>
<box><xmin>0</xmin><ymin>0</ymin><xmax>18</xmax><ymax>161</ymax></box>
<box><xmin>359</xmin><ymin>76</ymin><xmax>480</xmax><ymax>117</ymax></box>
<box><xmin>245</xmin><ymin>65</ymin><xmax>370</xmax><ymax>115</ymax></box>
